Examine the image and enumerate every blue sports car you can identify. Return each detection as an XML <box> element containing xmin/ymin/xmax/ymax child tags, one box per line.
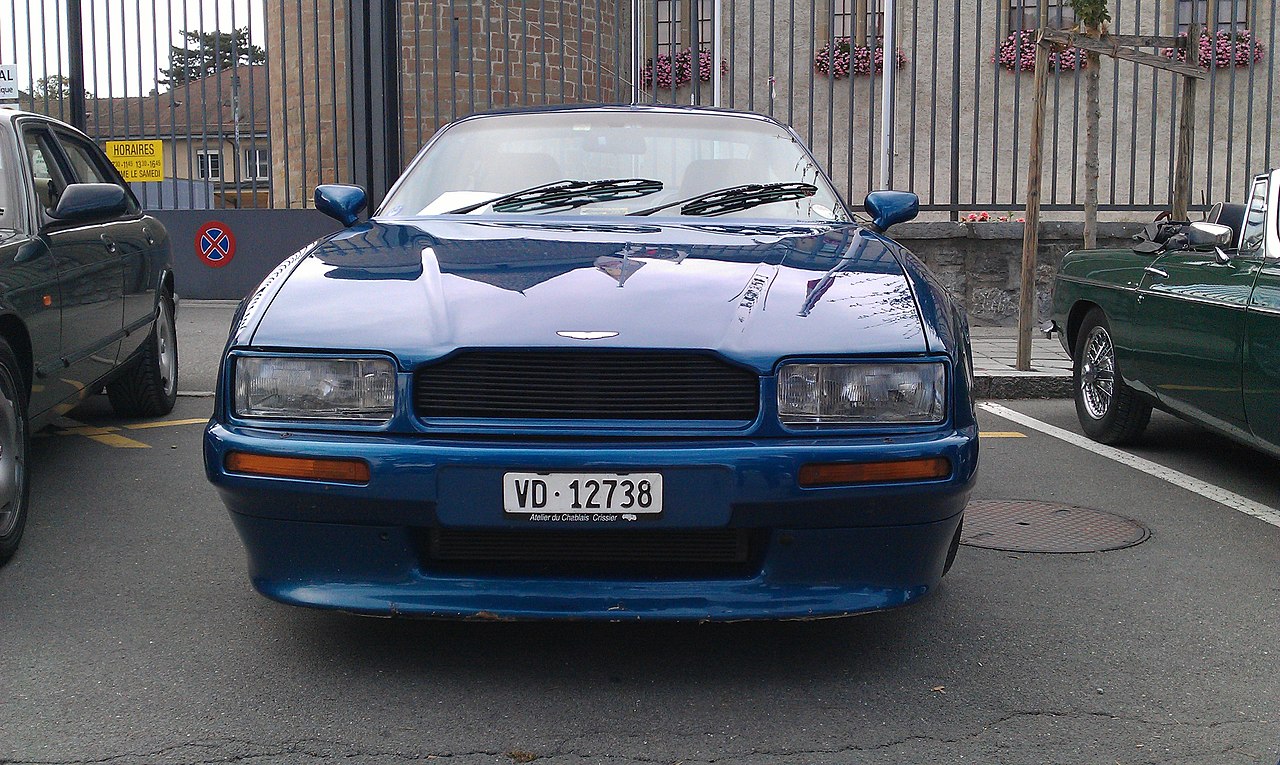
<box><xmin>204</xmin><ymin>105</ymin><xmax>978</xmax><ymax>620</ymax></box>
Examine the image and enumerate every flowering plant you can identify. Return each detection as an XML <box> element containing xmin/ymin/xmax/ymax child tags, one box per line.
<box><xmin>641</xmin><ymin>49</ymin><xmax>729</xmax><ymax>89</ymax></box>
<box><xmin>993</xmin><ymin>29</ymin><xmax>1086</xmax><ymax>72</ymax></box>
<box><xmin>813</xmin><ymin>38</ymin><xmax>908</xmax><ymax>78</ymax></box>
<box><xmin>963</xmin><ymin>211</ymin><xmax>1024</xmax><ymax>223</ymax></box>
<box><xmin>1162</xmin><ymin>29</ymin><xmax>1264</xmax><ymax>68</ymax></box>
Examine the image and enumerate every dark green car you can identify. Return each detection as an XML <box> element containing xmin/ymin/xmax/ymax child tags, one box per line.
<box><xmin>1052</xmin><ymin>171</ymin><xmax>1280</xmax><ymax>453</ymax></box>
<box><xmin>0</xmin><ymin>109</ymin><xmax>177</xmax><ymax>564</ymax></box>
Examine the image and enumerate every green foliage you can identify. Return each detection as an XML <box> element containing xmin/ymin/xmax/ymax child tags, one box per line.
<box><xmin>30</xmin><ymin>75</ymin><xmax>89</xmax><ymax>100</ymax></box>
<box><xmin>159</xmin><ymin>28</ymin><xmax>265</xmax><ymax>87</ymax></box>
<box><xmin>1069</xmin><ymin>0</ymin><xmax>1111</xmax><ymax>29</ymax></box>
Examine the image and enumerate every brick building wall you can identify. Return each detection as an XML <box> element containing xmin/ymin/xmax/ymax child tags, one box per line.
<box><xmin>266</xmin><ymin>2</ymin><xmax>351</xmax><ymax>209</ymax></box>
<box><xmin>266</xmin><ymin>1</ymin><xmax>625</xmax><ymax>208</ymax></box>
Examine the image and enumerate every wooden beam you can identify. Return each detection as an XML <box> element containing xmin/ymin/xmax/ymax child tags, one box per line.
<box><xmin>1041</xmin><ymin>29</ymin><xmax>1207</xmax><ymax>79</ymax></box>
<box><xmin>1172</xmin><ymin>24</ymin><xmax>1202</xmax><ymax>220</ymax></box>
<box><xmin>1017</xmin><ymin>37</ymin><xmax>1050</xmax><ymax>372</ymax></box>
<box><xmin>1108</xmin><ymin>34</ymin><xmax>1180</xmax><ymax>49</ymax></box>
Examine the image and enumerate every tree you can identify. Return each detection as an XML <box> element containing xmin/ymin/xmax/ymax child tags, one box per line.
<box><xmin>29</xmin><ymin>74</ymin><xmax>89</xmax><ymax>100</ymax></box>
<box><xmin>1070</xmin><ymin>0</ymin><xmax>1110</xmax><ymax>250</ymax></box>
<box><xmin>159</xmin><ymin>28</ymin><xmax>265</xmax><ymax>86</ymax></box>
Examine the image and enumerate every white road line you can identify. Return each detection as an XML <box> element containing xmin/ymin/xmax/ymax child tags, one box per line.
<box><xmin>978</xmin><ymin>401</ymin><xmax>1280</xmax><ymax>529</ymax></box>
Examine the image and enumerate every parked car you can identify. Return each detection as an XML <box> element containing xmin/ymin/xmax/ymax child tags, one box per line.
<box><xmin>1053</xmin><ymin>170</ymin><xmax>1280</xmax><ymax>452</ymax></box>
<box><xmin>0</xmin><ymin>108</ymin><xmax>177</xmax><ymax>565</ymax></box>
<box><xmin>204</xmin><ymin>105</ymin><xmax>978</xmax><ymax>620</ymax></box>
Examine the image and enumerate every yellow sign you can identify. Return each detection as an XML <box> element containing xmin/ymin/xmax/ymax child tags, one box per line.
<box><xmin>105</xmin><ymin>140</ymin><xmax>164</xmax><ymax>182</ymax></box>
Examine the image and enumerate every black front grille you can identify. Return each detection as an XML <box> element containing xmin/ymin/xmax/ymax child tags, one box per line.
<box><xmin>428</xmin><ymin>529</ymin><xmax>751</xmax><ymax>564</ymax></box>
<box><xmin>413</xmin><ymin>350</ymin><xmax>759</xmax><ymax>421</ymax></box>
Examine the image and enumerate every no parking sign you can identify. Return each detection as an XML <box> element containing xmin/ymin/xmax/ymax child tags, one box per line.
<box><xmin>195</xmin><ymin>221</ymin><xmax>236</xmax><ymax>268</ymax></box>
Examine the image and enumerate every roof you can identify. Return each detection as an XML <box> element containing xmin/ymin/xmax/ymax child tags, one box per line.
<box><xmin>14</xmin><ymin>64</ymin><xmax>268</xmax><ymax>140</ymax></box>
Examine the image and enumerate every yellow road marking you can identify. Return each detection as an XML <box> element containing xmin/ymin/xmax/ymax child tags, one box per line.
<box><xmin>979</xmin><ymin>431</ymin><xmax>1027</xmax><ymax>438</ymax></box>
<box><xmin>86</xmin><ymin>432</ymin><xmax>151</xmax><ymax>449</ymax></box>
<box><xmin>54</xmin><ymin>421</ymin><xmax>150</xmax><ymax>449</ymax></box>
<box><xmin>123</xmin><ymin>417</ymin><xmax>208</xmax><ymax>430</ymax></box>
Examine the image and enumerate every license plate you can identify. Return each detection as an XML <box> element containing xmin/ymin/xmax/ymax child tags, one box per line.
<box><xmin>503</xmin><ymin>472</ymin><xmax>663</xmax><ymax>516</ymax></box>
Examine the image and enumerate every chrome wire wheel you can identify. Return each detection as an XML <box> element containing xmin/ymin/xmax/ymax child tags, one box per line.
<box><xmin>156</xmin><ymin>298</ymin><xmax>177</xmax><ymax>398</ymax></box>
<box><xmin>0</xmin><ymin>379</ymin><xmax>25</xmax><ymax>540</ymax></box>
<box><xmin>1079</xmin><ymin>325</ymin><xmax>1116</xmax><ymax>420</ymax></box>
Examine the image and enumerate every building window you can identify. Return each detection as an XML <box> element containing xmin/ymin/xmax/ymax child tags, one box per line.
<box><xmin>1009</xmin><ymin>0</ymin><xmax>1076</xmax><ymax>31</ymax></box>
<box><xmin>243</xmin><ymin>147</ymin><xmax>269</xmax><ymax>182</ymax></box>
<box><xmin>832</xmin><ymin>0</ymin><xmax>884</xmax><ymax>45</ymax></box>
<box><xmin>1175</xmin><ymin>0</ymin><xmax>1249</xmax><ymax>32</ymax></box>
<box><xmin>196</xmin><ymin>149</ymin><xmax>222</xmax><ymax>181</ymax></box>
<box><xmin>654</xmin><ymin>0</ymin><xmax>716</xmax><ymax>52</ymax></box>
<box><xmin>656</xmin><ymin>1</ymin><xmax>680</xmax><ymax>54</ymax></box>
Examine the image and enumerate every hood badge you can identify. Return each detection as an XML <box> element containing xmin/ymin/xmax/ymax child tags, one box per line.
<box><xmin>557</xmin><ymin>331</ymin><xmax>619</xmax><ymax>340</ymax></box>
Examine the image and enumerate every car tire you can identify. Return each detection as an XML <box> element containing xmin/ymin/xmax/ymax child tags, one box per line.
<box><xmin>1073</xmin><ymin>307</ymin><xmax>1151</xmax><ymax>444</ymax></box>
<box><xmin>0</xmin><ymin>339</ymin><xmax>31</xmax><ymax>566</ymax></box>
<box><xmin>107</xmin><ymin>293</ymin><xmax>178</xmax><ymax>418</ymax></box>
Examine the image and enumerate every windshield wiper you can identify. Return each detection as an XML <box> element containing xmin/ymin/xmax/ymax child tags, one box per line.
<box><xmin>628</xmin><ymin>182</ymin><xmax>818</xmax><ymax>217</ymax></box>
<box><xmin>445</xmin><ymin>178</ymin><xmax>664</xmax><ymax>215</ymax></box>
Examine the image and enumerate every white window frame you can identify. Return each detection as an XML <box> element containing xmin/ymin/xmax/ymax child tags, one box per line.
<box><xmin>243</xmin><ymin>147</ymin><xmax>269</xmax><ymax>182</ymax></box>
<box><xmin>196</xmin><ymin>149</ymin><xmax>222</xmax><ymax>181</ymax></box>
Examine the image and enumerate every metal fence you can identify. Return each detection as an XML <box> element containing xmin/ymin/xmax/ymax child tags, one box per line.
<box><xmin>2</xmin><ymin>0</ymin><xmax>1276</xmax><ymax>217</ymax></box>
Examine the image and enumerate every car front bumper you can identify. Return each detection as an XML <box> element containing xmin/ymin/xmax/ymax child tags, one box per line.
<box><xmin>205</xmin><ymin>423</ymin><xmax>977</xmax><ymax>620</ymax></box>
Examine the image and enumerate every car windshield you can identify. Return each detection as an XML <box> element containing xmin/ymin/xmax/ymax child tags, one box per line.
<box><xmin>380</xmin><ymin>110</ymin><xmax>849</xmax><ymax>222</ymax></box>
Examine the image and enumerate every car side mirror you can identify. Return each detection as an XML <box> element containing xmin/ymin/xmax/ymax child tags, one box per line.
<box><xmin>48</xmin><ymin>183</ymin><xmax>128</xmax><ymax>222</ymax></box>
<box><xmin>1186</xmin><ymin>221</ymin><xmax>1234</xmax><ymax>263</ymax></box>
<box><xmin>315</xmin><ymin>184</ymin><xmax>368</xmax><ymax>227</ymax></box>
<box><xmin>863</xmin><ymin>190</ymin><xmax>919</xmax><ymax>232</ymax></box>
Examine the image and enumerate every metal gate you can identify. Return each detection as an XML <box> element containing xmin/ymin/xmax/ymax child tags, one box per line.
<box><xmin>3</xmin><ymin>0</ymin><xmax>1278</xmax><ymax>217</ymax></box>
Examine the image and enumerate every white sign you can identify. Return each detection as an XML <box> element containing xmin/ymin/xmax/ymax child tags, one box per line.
<box><xmin>0</xmin><ymin>65</ymin><xmax>16</xmax><ymax>101</ymax></box>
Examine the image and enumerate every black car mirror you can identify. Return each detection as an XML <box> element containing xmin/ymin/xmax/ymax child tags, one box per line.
<box><xmin>48</xmin><ymin>183</ymin><xmax>128</xmax><ymax>223</ymax></box>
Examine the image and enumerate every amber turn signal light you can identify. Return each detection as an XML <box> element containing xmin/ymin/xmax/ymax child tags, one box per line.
<box><xmin>225</xmin><ymin>451</ymin><xmax>371</xmax><ymax>483</ymax></box>
<box><xmin>798</xmin><ymin>457</ymin><xmax>951</xmax><ymax>487</ymax></box>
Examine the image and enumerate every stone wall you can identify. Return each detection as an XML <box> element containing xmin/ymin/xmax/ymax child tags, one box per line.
<box><xmin>891</xmin><ymin>221</ymin><xmax>1145</xmax><ymax>326</ymax></box>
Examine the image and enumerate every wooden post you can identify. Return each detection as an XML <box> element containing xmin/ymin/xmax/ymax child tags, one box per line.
<box><xmin>1083</xmin><ymin>24</ymin><xmax>1101</xmax><ymax>250</ymax></box>
<box><xmin>1172</xmin><ymin>24</ymin><xmax>1201</xmax><ymax>220</ymax></box>
<box><xmin>1016</xmin><ymin>35</ymin><xmax>1050</xmax><ymax>372</ymax></box>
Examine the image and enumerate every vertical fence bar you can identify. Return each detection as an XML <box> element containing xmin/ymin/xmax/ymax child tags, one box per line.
<box><xmin>928</xmin><ymin>0</ymin><xmax>939</xmax><ymax>204</ymax></box>
<box><xmin>1148</xmin><ymin>1</ymin><xmax>1160</xmax><ymax>205</ymax></box>
<box><xmin>824</xmin><ymin>0</ymin><xmax>834</xmax><ymax>179</ymax></box>
<box><xmin>949</xmin><ymin>0</ymin><xmax>959</xmax><ymax>219</ymax></box>
<box><xmin>67</xmin><ymin>0</ymin><xmax>86</xmax><ymax>130</ymax></box>
<box><xmin>467</xmin><ymin>0</ymin><xmax>476</xmax><ymax>113</ymax></box>
<box><xmin>1128</xmin><ymin>0</ymin><xmax>1139</xmax><ymax>204</ymax></box>
<box><xmin>969</xmin><ymin>0</ymin><xmax>981</xmax><ymax>205</ymax></box>
<box><xmin>1266</xmin><ymin>0</ymin><xmax>1277</xmax><ymax>172</ymax></box>
<box><xmin>1226</xmin><ymin>0</ymin><xmax>1241</xmax><ymax>197</ymax></box>
<box><xmin>1206</xmin><ymin>5</ymin><xmax>1218</xmax><ymax>206</ymax></box>
<box><xmin>1243</xmin><ymin>0</ymin><xmax>1258</xmax><ymax>182</ymax></box>
<box><xmin>906</xmin><ymin>0</ymin><xmax>917</xmax><ymax>192</ymax></box>
<box><xmin>991</xmin><ymin>0</ymin><xmax>1002</xmax><ymax>207</ymax></box>
<box><xmin>276</xmin><ymin>0</ymin><xmax>289</xmax><ymax>206</ymax></box>
<box><xmin>805</xmin><ymin>0</ymin><xmax>814</xmax><ymax>144</ymax></box>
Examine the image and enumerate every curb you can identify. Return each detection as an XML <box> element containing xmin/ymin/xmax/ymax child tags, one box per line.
<box><xmin>974</xmin><ymin>373</ymin><xmax>1072</xmax><ymax>399</ymax></box>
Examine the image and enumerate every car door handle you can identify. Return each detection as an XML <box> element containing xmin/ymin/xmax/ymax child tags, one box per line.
<box><xmin>1143</xmin><ymin>266</ymin><xmax>1169</xmax><ymax>279</ymax></box>
<box><xmin>142</xmin><ymin>226</ymin><xmax>156</xmax><ymax>246</ymax></box>
<box><xmin>100</xmin><ymin>234</ymin><xmax>117</xmax><ymax>253</ymax></box>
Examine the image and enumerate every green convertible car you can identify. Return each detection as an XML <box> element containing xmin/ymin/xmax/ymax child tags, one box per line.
<box><xmin>1052</xmin><ymin>170</ymin><xmax>1280</xmax><ymax>452</ymax></box>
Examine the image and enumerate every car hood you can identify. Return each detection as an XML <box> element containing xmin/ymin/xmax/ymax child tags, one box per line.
<box><xmin>249</xmin><ymin>217</ymin><xmax>932</xmax><ymax>372</ymax></box>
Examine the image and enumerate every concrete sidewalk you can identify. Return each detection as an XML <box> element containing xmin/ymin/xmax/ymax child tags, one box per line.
<box><xmin>970</xmin><ymin>326</ymin><xmax>1072</xmax><ymax>399</ymax></box>
<box><xmin>175</xmin><ymin>301</ymin><xmax>1073</xmax><ymax>399</ymax></box>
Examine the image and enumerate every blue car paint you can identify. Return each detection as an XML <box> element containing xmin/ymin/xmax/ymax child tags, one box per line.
<box><xmin>205</xmin><ymin>212</ymin><xmax>978</xmax><ymax>620</ymax></box>
<box><xmin>207</xmin><ymin>105</ymin><xmax>978</xmax><ymax>620</ymax></box>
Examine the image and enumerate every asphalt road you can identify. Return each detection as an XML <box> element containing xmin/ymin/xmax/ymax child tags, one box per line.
<box><xmin>1</xmin><ymin>313</ymin><xmax>1278</xmax><ymax>764</ymax></box>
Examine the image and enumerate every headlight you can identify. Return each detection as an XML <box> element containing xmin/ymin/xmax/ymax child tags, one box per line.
<box><xmin>234</xmin><ymin>356</ymin><xmax>396</xmax><ymax>421</ymax></box>
<box><xmin>777</xmin><ymin>362</ymin><xmax>946</xmax><ymax>426</ymax></box>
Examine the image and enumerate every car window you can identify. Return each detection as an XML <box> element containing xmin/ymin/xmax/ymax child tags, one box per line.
<box><xmin>21</xmin><ymin>128</ymin><xmax>68</xmax><ymax>217</ymax></box>
<box><xmin>1241</xmin><ymin>178</ymin><xmax>1268</xmax><ymax>252</ymax></box>
<box><xmin>383</xmin><ymin>111</ymin><xmax>849</xmax><ymax>222</ymax></box>
<box><xmin>54</xmin><ymin>131</ymin><xmax>140</xmax><ymax>214</ymax></box>
<box><xmin>0</xmin><ymin>126</ymin><xmax>16</xmax><ymax>230</ymax></box>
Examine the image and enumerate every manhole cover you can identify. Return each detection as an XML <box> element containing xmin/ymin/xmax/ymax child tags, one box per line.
<box><xmin>961</xmin><ymin>500</ymin><xmax>1149</xmax><ymax>553</ymax></box>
